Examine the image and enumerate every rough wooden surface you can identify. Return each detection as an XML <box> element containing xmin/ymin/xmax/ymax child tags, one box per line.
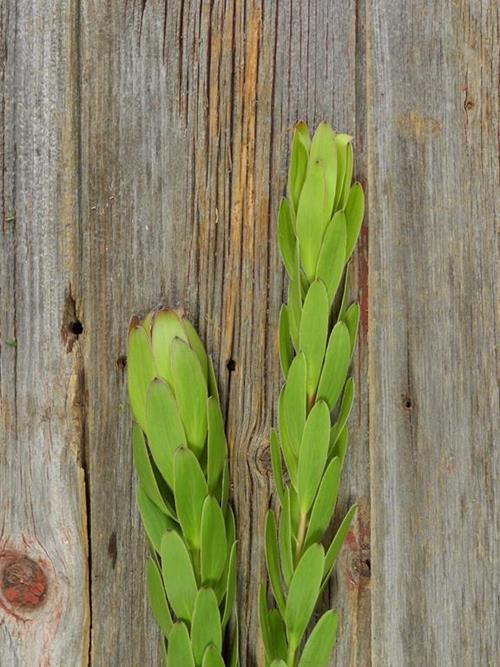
<box><xmin>0</xmin><ymin>1</ymin><xmax>89</xmax><ymax>665</ymax></box>
<box><xmin>367</xmin><ymin>1</ymin><xmax>499</xmax><ymax>664</ymax></box>
<box><xmin>0</xmin><ymin>0</ymin><xmax>497</xmax><ymax>665</ymax></box>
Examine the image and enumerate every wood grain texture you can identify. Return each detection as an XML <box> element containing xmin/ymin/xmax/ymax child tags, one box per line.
<box><xmin>0</xmin><ymin>0</ymin><xmax>497</xmax><ymax>665</ymax></box>
<box><xmin>78</xmin><ymin>1</ymin><xmax>366</xmax><ymax>664</ymax></box>
<box><xmin>367</xmin><ymin>0</ymin><xmax>499</xmax><ymax>665</ymax></box>
<box><xmin>0</xmin><ymin>1</ymin><xmax>89</xmax><ymax>664</ymax></box>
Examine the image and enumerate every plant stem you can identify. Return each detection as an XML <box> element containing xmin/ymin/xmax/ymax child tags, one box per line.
<box><xmin>287</xmin><ymin>638</ymin><xmax>297</xmax><ymax>667</ymax></box>
<box><xmin>295</xmin><ymin>511</ymin><xmax>307</xmax><ymax>561</ymax></box>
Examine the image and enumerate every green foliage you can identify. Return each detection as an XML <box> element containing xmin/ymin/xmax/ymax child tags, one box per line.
<box><xmin>262</xmin><ymin>121</ymin><xmax>364</xmax><ymax>666</ymax></box>
<box><xmin>127</xmin><ymin>309</ymin><xmax>237</xmax><ymax>665</ymax></box>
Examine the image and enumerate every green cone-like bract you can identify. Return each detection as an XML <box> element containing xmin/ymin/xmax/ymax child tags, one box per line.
<box><xmin>261</xmin><ymin>122</ymin><xmax>364</xmax><ymax>666</ymax></box>
<box><xmin>127</xmin><ymin>309</ymin><xmax>238</xmax><ymax>666</ymax></box>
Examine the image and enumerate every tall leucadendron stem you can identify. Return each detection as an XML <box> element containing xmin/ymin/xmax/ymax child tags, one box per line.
<box><xmin>127</xmin><ymin>309</ymin><xmax>238</xmax><ymax>667</ymax></box>
<box><xmin>260</xmin><ymin>122</ymin><xmax>365</xmax><ymax>667</ymax></box>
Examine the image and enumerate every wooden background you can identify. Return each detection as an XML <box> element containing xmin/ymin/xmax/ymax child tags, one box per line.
<box><xmin>0</xmin><ymin>0</ymin><xmax>498</xmax><ymax>665</ymax></box>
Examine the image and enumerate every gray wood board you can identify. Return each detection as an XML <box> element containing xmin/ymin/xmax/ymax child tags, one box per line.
<box><xmin>367</xmin><ymin>0</ymin><xmax>499</xmax><ymax>664</ymax></box>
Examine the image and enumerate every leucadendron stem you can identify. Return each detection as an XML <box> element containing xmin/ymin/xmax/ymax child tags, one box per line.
<box><xmin>127</xmin><ymin>309</ymin><xmax>239</xmax><ymax>666</ymax></box>
<box><xmin>260</xmin><ymin>121</ymin><xmax>364</xmax><ymax>666</ymax></box>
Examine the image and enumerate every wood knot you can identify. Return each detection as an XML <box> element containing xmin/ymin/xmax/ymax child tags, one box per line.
<box><xmin>255</xmin><ymin>440</ymin><xmax>273</xmax><ymax>477</ymax></box>
<box><xmin>343</xmin><ymin>502</ymin><xmax>371</xmax><ymax>588</ymax></box>
<box><xmin>1</xmin><ymin>555</ymin><xmax>47</xmax><ymax>609</ymax></box>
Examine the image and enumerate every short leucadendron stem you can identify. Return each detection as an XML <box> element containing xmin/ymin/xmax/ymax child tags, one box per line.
<box><xmin>295</xmin><ymin>511</ymin><xmax>307</xmax><ymax>561</ymax></box>
<box><xmin>287</xmin><ymin>639</ymin><xmax>298</xmax><ymax>667</ymax></box>
<box><xmin>261</xmin><ymin>121</ymin><xmax>364</xmax><ymax>666</ymax></box>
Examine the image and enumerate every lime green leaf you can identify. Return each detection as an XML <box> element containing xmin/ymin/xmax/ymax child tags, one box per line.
<box><xmin>264</xmin><ymin>512</ymin><xmax>286</xmax><ymax>617</ymax></box>
<box><xmin>298</xmin><ymin>609</ymin><xmax>338</xmax><ymax>667</ymax></box>
<box><xmin>207</xmin><ymin>397</ymin><xmax>227</xmax><ymax>493</ymax></box>
<box><xmin>309</xmin><ymin>122</ymin><xmax>337</xmax><ymax>223</ymax></box>
<box><xmin>167</xmin><ymin>622</ymin><xmax>195</xmax><ymax>667</ymax></box>
<box><xmin>316</xmin><ymin>212</ymin><xmax>347</xmax><ymax>304</ymax></box>
<box><xmin>229</xmin><ymin>615</ymin><xmax>239</xmax><ymax>667</ymax></box>
<box><xmin>304</xmin><ymin>457</ymin><xmax>341</xmax><ymax>548</ymax></box>
<box><xmin>259</xmin><ymin>584</ymin><xmax>275</xmax><ymax>662</ymax></box>
<box><xmin>287</xmin><ymin>124</ymin><xmax>310</xmax><ymax>214</ymax></box>
<box><xmin>170</xmin><ymin>338</ymin><xmax>208</xmax><ymax>456</ymax></box>
<box><xmin>331</xmin><ymin>426</ymin><xmax>349</xmax><ymax>469</ymax></box>
<box><xmin>202</xmin><ymin>645</ymin><xmax>225</xmax><ymax>667</ymax></box>
<box><xmin>225</xmin><ymin>506</ymin><xmax>236</xmax><ymax>549</ymax></box>
<box><xmin>297</xmin><ymin>401</ymin><xmax>330</xmax><ymax>513</ymax></box>
<box><xmin>145</xmin><ymin>379</ymin><xmax>186</xmax><ymax>488</ymax></box>
<box><xmin>270</xmin><ymin>429</ymin><xmax>285</xmax><ymax>505</ymax></box>
<box><xmin>201</xmin><ymin>496</ymin><xmax>227</xmax><ymax>585</ymax></box>
<box><xmin>132</xmin><ymin>424</ymin><xmax>170</xmax><ymax>515</ymax></box>
<box><xmin>344</xmin><ymin>302</ymin><xmax>360</xmax><ymax>354</ymax></box>
<box><xmin>330</xmin><ymin>378</ymin><xmax>354</xmax><ymax>448</ymax></box>
<box><xmin>151</xmin><ymin>309</ymin><xmax>188</xmax><ymax>387</ymax></box>
<box><xmin>220</xmin><ymin>461</ymin><xmax>229</xmax><ymax>514</ymax></box>
<box><xmin>299</xmin><ymin>280</ymin><xmax>329</xmax><ymax>398</ymax></box>
<box><xmin>317</xmin><ymin>322</ymin><xmax>351</xmax><ymax>410</ymax></box>
<box><xmin>280</xmin><ymin>353</ymin><xmax>307</xmax><ymax>456</ymax></box>
<box><xmin>295</xmin><ymin>121</ymin><xmax>311</xmax><ymax>149</ymax></box>
<box><xmin>136</xmin><ymin>485</ymin><xmax>176</xmax><ymax>554</ymax></box>
<box><xmin>278</xmin><ymin>387</ymin><xmax>298</xmax><ymax>486</ymax></box>
<box><xmin>222</xmin><ymin>540</ymin><xmax>237</xmax><ymax>628</ymax></box>
<box><xmin>161</xmin><ymin>531</ymin><xmax>198</xmax><ymax>623</ymax></box>
<box><xmin>174</xmin><ymin>447</ymin><xmax>208</xmax><ymax>550</ymax></box>
<box><xmin>296</xmin><ymin>162</ymin><xmax>326</xmax><ymax>282</ymax></box>
<box><xmin>160</xmin><ymin>634</ymin><xmax>167</xmax><ymax>666</ymax></box>
<box><xmin>279</xmin><ymin>487</ymin><xmax>294</xmax><ymax>587</ymax></box>
<box><xmin>285</xmin><ymin>543</ymin><xmax>325</xmax><ymax>646</ymax></box>
<box><xmin>191</xmin><ymin>588</ymin><xmax>222</xmax><ymax>664</ymax></box>
<box><xmin>278</xmin><ymin>198</ymin><xmax>298</xmax><ymax>281</ymax></box>
<box><xmin>333</xmin><ymin>133</ymin><xmax>352</xmax><ymax>212</ymax></box>
<box><xmin>146</xmin><ymin>558</ymin><xmax>173</xmax><ymax>638</ymax></box>
<box><xmin>287</xmin><ymin>277</ymin><xmax>302</xmax><ymax>352</ymax></box>
<box><xmin>142</xmin><ymin>310</ymin><xmax>154</xmax><ymax>334</ymax></box>
<box><xmin>340</xmin><ymin>142</ymin><xmax>353</xmax><ymax>209</ymax></box>
<box><xmin>278</xmin><ymin>305</ymin><xmax>292</xmax><ymax>379</ymax></box>
<box><xmin>207</xmin><ymin>356</ymin><xmax>220</xmax><ymax>402</ymax></box>
<box><xmin>345</xmin><ymin>182</ymin><xmax>364</xmax><ymax>260</ymax></box>
<box><xmin>268</xmin><ymin>609</ymin><xmax>288</xmax><ymax>662</ymax></box>
<box><xmin>338</xmin><ymin>263</ymin><xmax>351</xmax><ymax>321</ymax></box>
<box><xmin>182</xmin><ymin>318</ymin><xmax>209</xmax><ymax>382</ymax></box>
<box><xmin>127</xmin><ymin>322</ymin><xmax>156</xmax><ymax>431</ymax></box>
<box><xmin>323</xmin><ymin>504</ymin><xmax>357</xmax><ymax>579</ymax></box>
<box><xmin>270</xmin><ymin>662</ymin><xmax>287</xmax><ymax>667</ymax></box>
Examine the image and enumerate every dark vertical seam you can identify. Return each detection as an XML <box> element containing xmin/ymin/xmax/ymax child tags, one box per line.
<box><xmin>265</xmin><ymin>0</ymin><xmax>280</xmax><ymax>427</ymax></box>
<box><xmin>73</xmin><ymin>1</ymin><xmax>92</xmax><ymax>663</ymax></box>
<box><xmin>223</xmin><ymin>0</ymin><xmax>238</xmax><ymax>426</ymax></box>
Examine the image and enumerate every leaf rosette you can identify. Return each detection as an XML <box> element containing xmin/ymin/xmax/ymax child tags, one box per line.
<box><xmin>128</xmin><ymin>309</ymin><xmax>238</xmax><ymax>666</ymax></box>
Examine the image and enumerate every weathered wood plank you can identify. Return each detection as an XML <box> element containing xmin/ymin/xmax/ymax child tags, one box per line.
<box><xmin>79</xmin><ymin>1</ymin><xmax>366</xmax><ymax>665</ymax></box>
<box><xmin>367</xmin><ymin>0</ymin><xmax>499</xmax><ymax>664</ymax></box>
<box><xmin>0</xmin><ymin>1</ymin><xmax>89</xmax><ymax>664</ymax></box>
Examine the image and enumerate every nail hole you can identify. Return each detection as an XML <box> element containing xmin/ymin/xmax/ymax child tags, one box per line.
<box><xmin>116</xmin><ymin>355</ymin><xmax>127</xmax><ymax>370</ymax></box>
<box><xmin>69</xmin><ymin>320</ymin><xmax>83</xmax><ymax>336</ymax></box>
<box><xmin>107</xmin><ymin>532</ymin><xmax>117</xmax><ymax>569</ymax></box>
<box><xmin>402</xmin><ymin>395</ymin><xmax>413</xmax><ymax>411</ymax></box>
<box><xmin>226</xmin><ymin>359</ymin><xmax>236</xmax><ymax>372</ymax></box>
